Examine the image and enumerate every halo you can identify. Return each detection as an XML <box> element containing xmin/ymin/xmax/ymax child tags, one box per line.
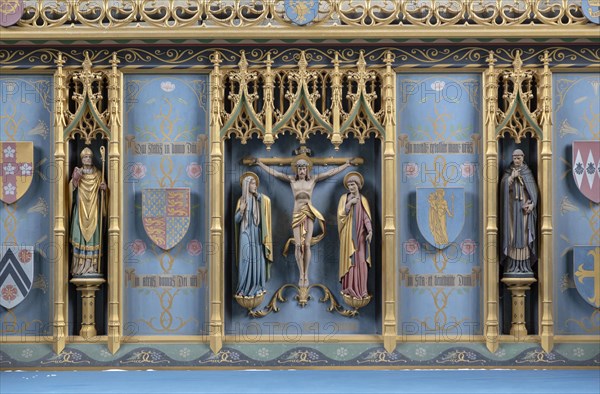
<box><xmin>344</xmin><ymin>171</ymin><xmax>364</xmax><ymax>190</ymax></box>
<box><xmin>239</xmin><ymin>171</ymin><xmax>259</xmax><ymax>188</ymax></box>
<box><xmin>291</xmin><ymin>156</ymin><xmax>313</xmax><ymax>173</ymax></box>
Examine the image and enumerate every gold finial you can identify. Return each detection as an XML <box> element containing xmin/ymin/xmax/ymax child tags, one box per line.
<box><xmin>298</xmin><ymin>51</ymin><xmax>308</xmax><ymax>71</ymax></box>
<box><xmin>384</xmin><ymin>50</ymin><xmax>395</xmax><ymax>66</ymax></box>
<box><xmin>486</xmin><ymin>51</ymin><xmax>496</xmax><ymax>67</ymax></box>
<box><xmin>238</xmin><ymin>50</ymin><xmax>248</xmax><ymax>73</ymax></box>
<box><xmin>357</xmin><ymin>50</ymin><xmax>366</xmax><ymax>72</ymax></box>
<box><xmin>512</xmin><ymin>49</ymin><xmax>523</xmax><ymax>72</ymax></box>
<box><xmin>210</xmin><ymin>51</ymin><xmax>222</xmax><ymax>66</ymax></box>
<box><xmin>110</xmin><ymin>52</ymin><xmax>120</xmax><ymax>68</ymax></box>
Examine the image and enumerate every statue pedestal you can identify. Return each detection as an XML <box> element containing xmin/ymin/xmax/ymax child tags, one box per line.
<box><xmin>501</xmin><ymin>276</ymin><xmax>536</xmax><ymax>339</ymax></box>
<box><xmin>70</xmin><ymin>277</ymin><xmax>105</xmax><ymax>339</ymax></box>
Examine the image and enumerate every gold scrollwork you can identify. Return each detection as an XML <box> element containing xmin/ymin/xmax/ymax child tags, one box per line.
<box><xmin>13</xmin><ymin>1</ymin><xmax>589</xmax><ymax>30</ymax></box>
<box><xmin>247</xmin><ymin>283</ymin><xmax>358</xmax><ymax>318</ymax></box>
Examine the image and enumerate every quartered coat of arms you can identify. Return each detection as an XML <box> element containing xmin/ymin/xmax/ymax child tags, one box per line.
<box><xmin>142</xmin><ymin>188</ymin><xmax>191</xmax><ymax>250</ymax></box>
<box><xmin>0</xmin><ymin>246</ymin><xmax>34</xmax><ymax>309</ymax></box>
<box><xmin>572</xmin><ymin>140</ymin><xmax>600</xmax><ymax>204</ymax></box>
<box><xmin>416</xmin><ymin>187</ymin><xmax>465</xmax><ymax>250</ymax></box>
<box><xmin>0</xmin><ymin>141</ymin><xmax>34</xmax><ymax>204</ymax></box>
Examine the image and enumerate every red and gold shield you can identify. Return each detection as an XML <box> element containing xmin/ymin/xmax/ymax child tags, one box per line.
<box><xmin>0</xmin><ymin>141</ymin><xmax>34</xmax><ymax>204</ymax></box>
<box><xmin>572</xmin><ymin>141</ymin><xmax>600</xmax><ymax>204</ymax></box>
<box><xmin>142</xmin><ymin>188</ymin><xmax>191</xmax><ymax>250</ymax></box>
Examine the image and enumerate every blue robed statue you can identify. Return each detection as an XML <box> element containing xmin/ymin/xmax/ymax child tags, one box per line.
<box><xmin>235</xmin><ymin>172</ymin><xmax>273</xmax><ymax>297</ymax></box>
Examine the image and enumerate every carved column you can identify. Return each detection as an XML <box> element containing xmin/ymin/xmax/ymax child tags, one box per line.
<box><xmin>382</xmin><ymin>51</ymin><xmax>397</xmax><ymax>353</ymax></box>
<box><xmin>107</xmin><ymin>53</ymin><xmax>122</xmax><ymax>354</ymax></box>
<box><xmin>263</xmin><ymin>52</ymin><xmax>274</xmax><ymax>149</ymax></box>
<box><xmin>538</xmin><ymin>51</ymin><xmax>554</xmax><ymax>352</ymax></box>
<box><xmin>209</xmin><ymin>51</ymin><xmax>224</xmax><ymax>354</ymax></box>
<box><xmin>52</xmin><ymin>53</ymin><xmax>68</xmax><ymax>354</ymax></box>
<box><xmin>483</xmin><ymin>51</ymin><xmax>500</xmax><ymax>353</ymax></box>
<box><xmin>330</xmin><ymin>52</ymin><xmax>342</xmax><ymax>149</ymax></box>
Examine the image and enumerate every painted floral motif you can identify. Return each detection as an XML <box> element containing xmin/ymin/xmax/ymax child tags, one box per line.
<box><xmin>461</xmin><ymin>163</ymin><xmax>476</xmax><ymax>178</ymax></box>
<box><xmin>19</xmin><ymin>163</ymin><xmax>32</xmax><ymax>176</ymax></box>
<box><xmin>404</xmin><ymin>162</ymin><xmax>419</xmax><ymax>178</ymax></box>
<box><xmin>179</xmin><ymin>347</ymin><xmax>191</xmax><ymax>359</ymax></box>
<box><xmin>493</xmin><ymin>348</ymin><xmax>506</xmax><ymax>358</ymax></box>
<box><xmin>257</xmin><ymin>347</ymin><xmax>269</xmax><ymax>358</ymax></box>
<box><xmin>41</xmin><ymin>351</ymin><xmax>90</xmax><ymax>365</ymax></box>
<box><xmin>336</xmin><ymin>347</ymin><xmax>348</xmax><ymax>358</ymax></box>
<box><xmin>130</xmin><ymin>162</ymin><xmax>147</xmax><ymax>179</ymax></box>
<box><xmin>436</xmin><ymin>350</ymin><xmax>485</xmax><ymax>364</ymax></box>
<box><xmin>27</xmin><ymin>197</ymin><xmax>49</xmax><ymax>217</ymax></box>
<box><xmin>278</xmin><ymin>350</ymin><xmax>325</xmax><ymax>364</ymax></box>
<box><xmin>18</xmin><ymin>249</ymin><xmax>32</xmax><ymax>263</ymax></box>
<box><xmin>99</xmin><ymin>349</ymin><xmax>112</xmax><ymax>358</ymax></box>
<box><xmin>515</xmin><ymin>350</ymin><xmax>565</xmax><ymax>364</ymax></box>
<box><xmin>1</xmin><ymin>285</ymin><xmax>17</xmax><ymax>302</ymax></box>
<box><xmin>199</xmin><ymin>350</ymin><xmax>248</xmax><ymax>364</ymax></box>
<box><xmin>357</xmin><ymin>349</ymin><xmax>406</xmax><ymax>364</ymax></box>
<box><xmin>21</xmin><ymin>348</ymin><xmax>33</xmax><ymax>359</ymax></box>
<box><xmin>415</xmin><ymin>347</ymin><xmax>427</xmax><ymax>357</ymax></box>
<box><xmin>160</xmin><ymin>81</ymin><xmax>176</xmax><ymax>92</ymax></box>
<box><xmin>27</xmin><ymin>120</ymin><xmax>49</xmax><ymax>139</ymax></box>
<box><xmin>186</xmin><ymin>162</ymin><xmax>202</xmax><ymax>179</ymax></box>
<box><xmin>186</xmin><ymin>240</ymin><xmax>202</xmax><ymax>256</ymax></box>
<box><xmin>130</xmin><ymin>239</ymin><xmax>147</xmax><ymax>256</ymax></box>
<box><xmin>431</xmin><ymin>80</ymin><xmax>446</xmax><ymax>91</ymax></box>
<box><xmin>404</xmin><ymin>239</ymin><xmax>420</xmax><ymax>255</ymax></box>
<box><xmin>3</xmin><ymin>163</ymin><xmax>15</xmax><ymax>175</ymax></box>
<box><xmin>573</xmin><ymin>347</ymin><xmax>585</xmax><ymax>358</ymax></box>
<box><xmin>120</xmin><ymin>350</ymin><xmax>169</xmax><ymax>364</ymax></box>
<box><xmin>3</xmin><ymin>146</ymin><xmax>15</xmax><ymax>158</ymax></box>
<box><xmin>460</xmin><ymin>239</ymin><xmax>477</xmax><ymax>255</ymax></box>
<box><xmin>560</xmin><ymin>196</ymin><xmax>579</xmax><ymax>215</ymax></box>
<box><xmin>4</xmin><ymin>183</ymin><xmax>16</xmax><ymax>195</ymax></box>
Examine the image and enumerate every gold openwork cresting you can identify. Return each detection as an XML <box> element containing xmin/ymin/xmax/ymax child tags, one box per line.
<box><xmin>9</xmin><ymin>0</ymin><xmax>592</xmax><ymax>31</ymax></box>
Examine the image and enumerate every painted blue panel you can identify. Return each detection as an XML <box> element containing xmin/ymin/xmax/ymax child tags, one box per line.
<box><xmin>123</xmin><ymin>75</ymin><xmax>209</xmax><ymax>335</ymax></box>
<box><xmin>0</xmin><ymin>75</ymin><xmax>54</xmax><ymax>337</ymax></box>
<box><xmin>553</xmin><ymin>73</ymin><xmax>600</xmax><ymax>335</ymax></box>
<box><xmin>396</xmin><ymin>74</ymin><xmax>483</xmax><ymax>336</ymax></box>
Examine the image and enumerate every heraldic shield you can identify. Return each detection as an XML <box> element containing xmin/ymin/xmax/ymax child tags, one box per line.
<box><xmin>0</xmin><ymin>246</ymin><xmax>34</xmax><ymax>309</ymax></box>
<box><xmin>416</xmin><ymin>187</ymin><xmax>465</xmax><ymax>250</ymax></box>
<box><xmin>284</xmin><ymin>0</ymin><xmax>319</xmax><ymax>26</ymax></box>
<box><xmin>0</xmin><ymin>141</ymin><xmax>34</xmax><ymax>204</ymax></box>
<box><xmin>572</xmin><ymin>246</ymin><xmax>600</xmax><ymax>309</ymax></box>
<box><xmin>142</xmin><ymin>188</ymin><xmax>191</xmax><ymax>250</ymax></box>
<box><xmin>572</xmin><ymin>141</ymin><xmax>600</xmax><ymax>204</ymax></box>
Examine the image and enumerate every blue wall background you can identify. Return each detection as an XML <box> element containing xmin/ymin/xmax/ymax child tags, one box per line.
<box><xmin>123</xmin><ymin>74</ymin><xmax>210</xmax><ymax>336</ymax></box>
<box><xmin>552</xmin><ymin>72</ymin><xmax>600</xmax><ymax>335</ymax></box>
<box><xmin>0</xmin><ymin>75</ymin><xmax>54</xmax><ymax>339</ymax></box>
<box><xmin>396</xmin><ymin>74</ymin><xmax>483</xmax><ymax>337</ymax></box>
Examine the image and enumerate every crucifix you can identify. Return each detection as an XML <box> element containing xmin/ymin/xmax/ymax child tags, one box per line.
<box><xmin>244</xmin><ymin>146</ymin><xmax>363</xmax><ymax>288</ymax></box>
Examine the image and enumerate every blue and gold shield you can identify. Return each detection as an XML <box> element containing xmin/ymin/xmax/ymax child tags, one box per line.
<box><xmin>142</xmin><ymin>188</ymin><xmax>190</xmax><ymax>250</ymax></box>
<box><xmin>416</xmin><ymin>187</ymin><xmax>465</xmax><ymax>249</ymax></box>
<box><xmin>572</xmin><ymin>246</ymin><xmax>600</xmax><ymax>309</ymax></box>
<box><xmin>582</xmin><ymin>0</ymin><xmax>600</xmax><ymax>24</ymax></box>
<box><xmin>284</xmin><ymin>0</ymin><xmax>319</xmax><ymax>26</ymax></box>
<box><xmin>0</xmin><ymin>246</ymin><xmax>34</xmax><ymax>309</ymax></box>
